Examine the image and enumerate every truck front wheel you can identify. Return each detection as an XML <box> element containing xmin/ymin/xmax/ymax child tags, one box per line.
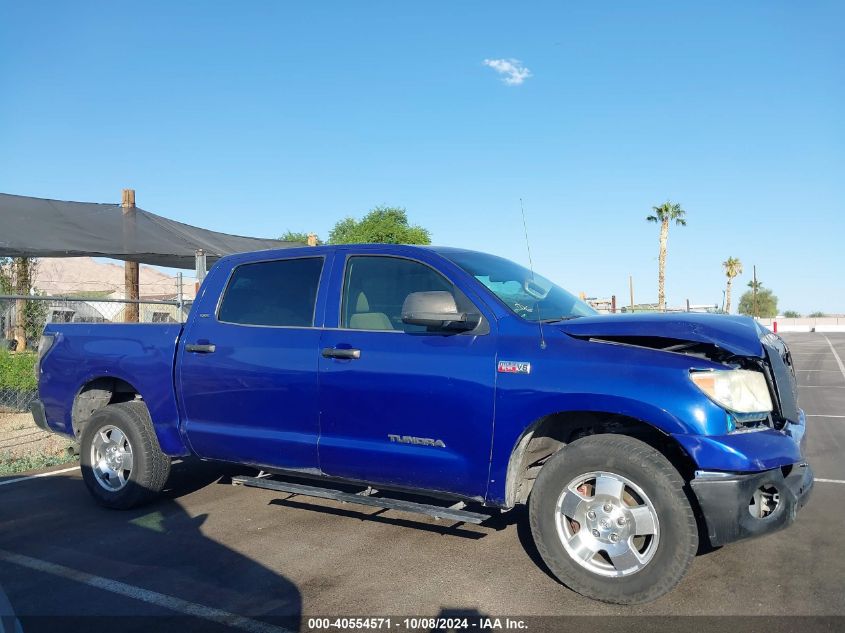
<box><xmin>528</xmin><ymin>434</ymin><xmax>697</xmax><ymax>604</ymax></box>
<box><xmin>79</xmin><ymin>402</ymin><xmax>171</xmax><ymax>509</ymax></box>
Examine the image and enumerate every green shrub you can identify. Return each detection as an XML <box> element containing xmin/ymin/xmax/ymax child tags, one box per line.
<box><xmin>0</xmin><ymin>452</ymin><xmax>77</xmax><ymax>476</ymax></box>
<box><xmin>0</xmin><ymin>351</ymin><xmax>38</xmax><ymax>391</ymax></box>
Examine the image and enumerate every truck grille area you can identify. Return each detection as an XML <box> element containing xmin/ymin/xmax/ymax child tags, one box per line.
<box><xmin>761</xmin><ymin>333</ymin><xmax>800</xmax><ymax>429</ymax></box>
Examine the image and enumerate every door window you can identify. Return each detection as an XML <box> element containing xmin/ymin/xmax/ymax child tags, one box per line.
<box><xmin>341</xmin><ymin>256</ymin><xmax>472</xmax><ymax>332</ymax></box>
<box><xmin>218</xmin><ymin>257</ymin><xmax>323</xmax><ymax>327</ymax></box>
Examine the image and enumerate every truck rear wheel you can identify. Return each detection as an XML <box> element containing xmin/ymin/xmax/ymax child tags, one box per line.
<box><xmin>79</xmin><ymin>401</ymin><xmax>171</xmax><ymax>509</ymax></box>
<box><xmin>528</xmin><ymin>434</ymin><xmax>697</xmax><ymax>604</ymax></box>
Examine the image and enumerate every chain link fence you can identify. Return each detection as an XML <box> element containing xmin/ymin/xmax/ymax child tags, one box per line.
<box><xmin>0</xmin><ymin>294</ymin><xmax>192</xmax><ymax>412</ymax></box>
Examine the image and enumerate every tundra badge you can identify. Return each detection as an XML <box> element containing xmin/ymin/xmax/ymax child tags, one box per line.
<box><xmin>388</xmin><ymin>434</ymin><xmax>446</xmax><ymax>448</ymax></box>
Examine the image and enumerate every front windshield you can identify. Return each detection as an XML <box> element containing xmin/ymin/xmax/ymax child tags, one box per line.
<box><xmin>440</xmin><ymin>250</ymin><xmax>597</xmax><ymax>322</ymax></box>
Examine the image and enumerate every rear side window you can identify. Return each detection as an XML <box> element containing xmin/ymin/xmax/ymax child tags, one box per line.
<box><xmin>218</xmin><ymin>257</ymin><xmax>323</xmax><ymax>327</ymax></box>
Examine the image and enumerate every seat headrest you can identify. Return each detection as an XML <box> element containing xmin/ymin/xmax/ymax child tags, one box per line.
<box><xmin>355</xmin><ymin>291</ymin><xmax>370</xmax><ymax>312</ymax></box>
<box><xmin>349</xmin><ymin>312</ymin><xmax>393</xmax><ymax>330</ymax></box>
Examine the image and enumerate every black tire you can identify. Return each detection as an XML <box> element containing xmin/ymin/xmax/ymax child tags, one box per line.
<box><xmin>528</xmin><ymin>434</ymin><xmax>697</xmax><ymax>604</ymax></box>
<box><xmin>80</xmin><ymin>401</ymin><xmax>171</xmax><ymax>509</ymax></box>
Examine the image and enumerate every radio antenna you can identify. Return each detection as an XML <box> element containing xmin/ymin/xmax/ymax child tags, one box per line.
<box><xmin>520</xmin><ymin>198</ymin><xmax>547</xmax><ymax>350</ymax></box>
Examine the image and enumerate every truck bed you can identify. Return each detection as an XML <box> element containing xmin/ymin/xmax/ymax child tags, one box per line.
<box><xmin>38</xmin><ymin>323</ymin><xmax>188</xmax><ymax>455</ymax></box>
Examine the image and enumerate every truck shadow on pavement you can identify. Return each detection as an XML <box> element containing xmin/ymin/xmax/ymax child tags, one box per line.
<box><xmin>255</xmin><ymin>480</ymin><xmax>570</xmax><ymax>580</ymax></box>
<box><xmin>0</xmin><ymin>460</ymin><xmax>302</xmax><ymax>633</ymax></box>
<box><xmin>259</xmin><ymin>479</ymin><xmax>564</xmax><ymax>582</ymax></box>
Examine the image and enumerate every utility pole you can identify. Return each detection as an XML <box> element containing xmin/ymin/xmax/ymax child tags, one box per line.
<box><xmin>753</xmin><ymin>265</ymin><xmax>758</xmax><ymax>319</ymax></box>
<box><xmin>122</xmin><ymin>189</ymin><xmax>140</xmax><ymax>323</ymax></box>
<box><xmin>629</xmin><ymin>275</ymin><xmax>634</xmax><ymax>313</ymax></box>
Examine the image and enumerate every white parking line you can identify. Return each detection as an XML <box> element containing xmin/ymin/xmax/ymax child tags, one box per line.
<box><xmin>0</xmin><ymin>549</ymin><xmax>291</xmax><ymax>633</ymax></box>
<box><xmin>815</xmin><ymin>478</ymin><xmax>845</xmax><ymax>484</ymax></box>
<box><xmin>787</xmin><ymin>342</ymin><xmax>837</xmax><ymax>346</ymax></box>
<box><xmin>0</xmin><ymin>466</ymin><xmax>78</xmax><ymax>487</ymax></box>
<box><xmin>824</xmin><ymin>336</ymin><xmax>845</xmax><ymax>381</ymax></box>
<box><xmin>798</xmin><ymin>385</ymin><xmax>845</xmax><ymax>389</ymax></box>
<box><xmin>806</xmin><ymin>414</ymin><xmax>845</xmax><ymax>419</ymax></box>
<box><xmin>791</xmin><ymin>347</ymin><xmax>838</xmax><ymax>353</ymax></box>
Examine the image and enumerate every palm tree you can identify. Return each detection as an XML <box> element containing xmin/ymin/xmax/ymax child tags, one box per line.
<box><xmin>646</xmin><ymin>201</ymin><xmax>687</xmax><ymax>311</ymax></box>
<box><xmin>722</xmin><ymin>257</ymin><xmax>743</xmax><ymax>314</ymax></box>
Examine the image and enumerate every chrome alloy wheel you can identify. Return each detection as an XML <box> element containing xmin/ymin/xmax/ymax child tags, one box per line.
<box><xmin>90</xmin><ymin>425</ymin><xmax>134</xmax><ymax>492</ymax></box>
<box><xmin>555</xmin><ymin>471</ymin><xmax>660</xmax><ymax>577</ymax></box>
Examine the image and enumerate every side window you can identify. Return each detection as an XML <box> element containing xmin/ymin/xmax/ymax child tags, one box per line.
<box><xmin>341</xmin><ymin>256</ymin><xmax>469</xmax><ymax>332</ymax></box>
<box><xmin>218</xmin><ymin>257</ymin><xmax>323</xmax><ymax>327</ymax></box>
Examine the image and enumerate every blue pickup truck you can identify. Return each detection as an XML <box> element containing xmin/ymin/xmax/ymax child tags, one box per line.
<box><xmin>32</xmin><ymin>244</ymin><xmax>812</xmax><ymax>604</ymax></box>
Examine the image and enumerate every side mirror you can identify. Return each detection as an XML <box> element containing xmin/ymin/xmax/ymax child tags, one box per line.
<box><xmin>401</xmin><ymin>291</ymin><xmax>479</xmax><ymax>331</ymax></box>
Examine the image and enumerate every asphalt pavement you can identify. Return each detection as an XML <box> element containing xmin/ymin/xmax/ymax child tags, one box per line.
<box><xmin>1</xmin><ymin>333</ymin><xmax>843</xmax><ymax>632</ymax></box>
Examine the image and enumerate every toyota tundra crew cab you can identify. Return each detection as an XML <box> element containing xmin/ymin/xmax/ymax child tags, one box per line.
<box><xmin>31</xmin><ymin>244</ymin><xmax>813</xmax><ymax>604</ymax></box>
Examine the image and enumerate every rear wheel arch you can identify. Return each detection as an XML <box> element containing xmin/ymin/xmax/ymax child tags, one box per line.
<box><xmin>72</xmin><ymin>377</ymin><xmax>142</xmax><ymax>440</ymax></box>
<box><xmin>504</xmin><ymin>410</ymin><xmax>698</xmax><ymax>508</ymax></box>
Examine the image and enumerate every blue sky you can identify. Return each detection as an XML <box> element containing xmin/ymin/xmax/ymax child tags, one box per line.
<box><xmin>1</xmin><ymin>1</ymin><xmax>842</xmax><ymax>313</ymax></box>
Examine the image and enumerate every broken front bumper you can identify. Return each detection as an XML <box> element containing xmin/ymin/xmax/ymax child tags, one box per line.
<box><xmin>690</xmin><ymin>461</ymin><xmax>814</xmax><ymax>547</ymax></box>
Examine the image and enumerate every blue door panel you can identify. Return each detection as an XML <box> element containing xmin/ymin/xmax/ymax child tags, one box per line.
<box><xmin>317</xmin><ymin>249</ymin><xmax>499</xmax><ymax>500</ymax></box>
<box><xmin>176</xmin><ymin>251</ymin><xmax>333</xmax><ymax>472</ymax></box>
<box><xmin>179</xmin><ymin>325</ymin><xmax>322</xmax><ymax>471</ymax></box>
<box><xmin>318</xmin><ymin>330</ymin><xmax>496</xmax><ymax>497</ymax></box>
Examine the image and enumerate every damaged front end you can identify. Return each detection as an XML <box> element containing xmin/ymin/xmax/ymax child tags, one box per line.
<box><xmin>557</xmin><ymin>313</ymin><xmax>813</xmax><ymax>546</ymax></box>
<box><xmin>557</xmin><ymin>314</ymin><xmax>801</xmax><ymax>433</ymax></box>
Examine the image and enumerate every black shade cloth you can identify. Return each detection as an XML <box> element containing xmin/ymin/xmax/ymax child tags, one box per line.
<box><xmin>0</xmin><ymin>193</ymin><xmax>299</xmax><ymax>268</ymax></box>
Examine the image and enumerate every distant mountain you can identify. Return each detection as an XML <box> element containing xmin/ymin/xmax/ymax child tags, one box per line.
<box><xmin>34</xmin><ymin>257</ymin><xmax>196</xmax><ymax>299</ymax></box>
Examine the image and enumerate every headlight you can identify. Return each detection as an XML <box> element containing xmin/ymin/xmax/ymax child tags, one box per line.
<box><xmin>690</xmin><ymin>369</ymin><xmax>773</xmax><ymax>414</ymax></box>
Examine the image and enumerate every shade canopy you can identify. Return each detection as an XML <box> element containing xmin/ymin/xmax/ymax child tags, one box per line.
<box><xmin>0</xmin><ymin>193</ymin><xmax>298</xmax><ymax>268</ymax></box>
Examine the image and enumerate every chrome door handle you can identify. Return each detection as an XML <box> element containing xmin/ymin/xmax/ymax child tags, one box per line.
<box><xmin>185</xmin><ymin>343</ymin><xmax>216</xmax><ymax>353</ymax></box>
<box><xmin>321</xmin><ymin>347</ymin><xmax>361</xmax><ymax>360</ymax></box>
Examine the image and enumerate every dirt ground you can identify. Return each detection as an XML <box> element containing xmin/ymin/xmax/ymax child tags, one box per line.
<box><xmin>0</xmin><ymin>410</ymin><xmax>73</xmax><ymax>463</ymax></box>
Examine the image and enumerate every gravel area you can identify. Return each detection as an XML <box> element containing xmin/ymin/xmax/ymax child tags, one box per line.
<box><xmin>0</xmin><ymin>411</ymin><xmax>75</xmax><ymax>473</ymax></box>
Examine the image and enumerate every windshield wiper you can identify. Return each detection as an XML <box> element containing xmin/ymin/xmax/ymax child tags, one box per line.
<box><xmin>538</xmin><ymin>316</ymin><xmax>583</xmax><ymax>323</ymax></box>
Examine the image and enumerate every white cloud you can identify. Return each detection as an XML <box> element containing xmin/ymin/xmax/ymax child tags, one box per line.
<box><xmin>483</xmin><ymin>58</ymin><xmax>532</xmax><ymax>86</ymax></box>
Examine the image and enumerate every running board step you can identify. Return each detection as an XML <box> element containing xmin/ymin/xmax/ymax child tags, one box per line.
<box><xmin>231</xmin><ymin>475</ymin><xmax>491</xmax><ymax>524</ymax></box>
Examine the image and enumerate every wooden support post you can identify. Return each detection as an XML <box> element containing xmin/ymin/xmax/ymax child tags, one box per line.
<box><xmin>307</xmin><ymin>233</ymin><xmax>318</xmax><ymax>247</ymax></box>
<box><xmin>13</xmin><ymin>258</ymin><xmax>29</xmax><ymax>351</ymax></box>
<box><xmin>122</xmin><ymin>189</ymin><xmax>140</xmax><ymax>323</ymax></box>
<box><xmin>194</xmin><ymin>249</ymin><xmax>207</xmax><ymax>295</ymax></box>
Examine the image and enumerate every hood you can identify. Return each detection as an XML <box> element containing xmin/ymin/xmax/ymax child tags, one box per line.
<box><xmin>556</xmin><ymin>313</ymin><xmax>765</xmax><ymax>358</ymax></box>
